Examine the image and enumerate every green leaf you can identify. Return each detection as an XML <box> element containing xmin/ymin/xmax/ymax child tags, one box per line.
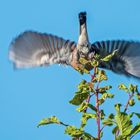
<box><xmin>79</xmin><ymin>58</ymin><xmax>92</xmax><ymax>74</ymax></box>
<box><xmin>37</xmin><ymin>116</ymin><xmax>60</xmax><ymax>127</ymax></box>
<box><xmin>88</xmin><ymin>104</ymin><xmax>97</xmax><ymax>112</ymax></box>
<box><xmin>76</xmin><ymin>102</ymin><xmax>88</xmax><ymax>112</ymax></box>
<box><xmin>77</xmin><ymin>80</ymin><xmax>93</xmax><ymax>93</ymax></box>
<box><xmin>79</xmin><ymin>58</ymin><xmax>89</xmax><ymax>65</ymax></box>
<box><xmin>80</xmin><ymin>80</ymin><xmax>87</xmax><ymax>85</ymax></box>
<box><xmin>69</xmin><ymin>92</ymin><xmax>89</xmax><ymax>106</ymax></box>
<box><xmin>83</xmin><ymin>68</ymin><xmax>90</xmax><ymax>74</ymax></box>
<box><xmin>72</xmin><ymin>132</ymin><xmax>97</xmax><ymax>140</ymax></box>
<box><xmin>98</xmin><ymin>70</ymin><xmax>108</xmax><ymax>82</ymax></box>
<box><xmin>129</xmin><ymin>112</ymin><xmax>140</xmax><ymax>118</ymax></box>
<box><xmin>91</xmin><ymin>60</ymin><xmax>99</xmax><ymax>67</ymax></box>
<box><xmin>128</xmin><ymin>99</ymin><xmax>135</xmax><ymax>106</ymax></box>
<box><xmin>118</xmin><ymin>84</ymin><xmax>129</xmax><ymax>93</ymax></box>
<box><xmin>77</xmin><ymin>80</ymin><xmax>87</xmax><ymax>90</ymax></box>
<box><xmin>134</xmin><ymin>85</ymin><xmax>139</xmax><ymax>93</ymax></box>
<box><xmin>129</xmin><ymin>84</ymin><xmax>134</xmax><ymax>93</ymax></box>
<box><xmin>101</xmin><ymin>92</ymin><xmax>114</xmax><ymax>100</ymax></box>
<box><xmin>75</xmin><ymin>66</ymin><xmax>84</xmax><ymax>75</ymax></box>
<box><xmin>115</xmin><ymin>135</ymin><xmax>124</xmax><ymax>140</ymax></box>
<box><xmin>98</xmin><ymin>98</ymin><xmax>105</xmax><ymax>105</ymax></box>
<box><xmin>129</xmin><ymin>84</ymin><xmax>138</xmax><ymax>93</ymax></box>
<box><xmin>126</xmin><ymin>137</ymin><xmax>131</xmax><ymax>140</ymax></box>
<box><xmin>108</xmin><ymin>113</ymin><xmax>115</xmax><ymax>119</ymax></box>
<box><xmin>77</xmin><ymin>102</ymin><xmax>97</xmax><ymax>113</ymax></box>
<box><xmin>100</xmin><ymin>110</ymin><xmax>106</xmax><ymax>120</ymax></box>
<box><xmin>65</xmin><ymin>126</ymin><xmax>84</xmax><ymax>137</ymax></box>
<box><xmin>98</xmin><ymin>85</ymin><xmax>112</xmax><ymax>93</ymax></box>
<box><xmin>133</xmin><ymin>112</ymin><xmax>140</xmax><ymax>118</ymax></box>
<box><xmin>112</xmin><ymin>126</ymin><xmax>118</xmax><ymax>134</ymax></box>
<box><xmin>115</xmin><ymin>104</ymin><xmax>122</xmax><ymax>112</ymax></box>
<box><xmin>115</xmin><ymin>112</ymin><xmax>132</xmax><ymax>138</ymax></box>
<box><xmin>98</xmin><ymin>93</ymin><xmax>114</xmax><ymax>105</ymax></box>
<box><xmin>101</xmin><ymin>49</ymin><xmax>118</xmax><ymax>62</ymax></box>
<box><xmin>82</xmin><ymin>132</ymin><xmax>98</xmax><ymax>140</ymax></box>
<box><xmin>91</xmin><ymin>76</ymin><xmax>98</xmax><ymax>83</ymax></box>
<box><xmin>129</xmin><ymin>123</ymin><xmax>140</xmax><ymax>138</ymax></box>
<box><xmin>81</xmin><ymin>113</ymin><xmax>97</xmax><ymax>128</ymax></box>
<box><xmin>100</xmin><ymin>131</ymin><xmax>103</xmax><ymax>138</ymax></box>
<box><xmin>136</xmin><ymin>93</ymin><xmax>140</xmax><ymax>100</ymax></box>
<box><xmin>102</xmin><ymin>118</ymin><xmax>114</xmax><ymax>126</ymax></box>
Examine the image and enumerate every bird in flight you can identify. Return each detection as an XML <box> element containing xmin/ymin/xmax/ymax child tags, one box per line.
<box><xmin>9</xmin><ymin>12</ymin><xmax>140</xmax><ymax>79</ymax></box>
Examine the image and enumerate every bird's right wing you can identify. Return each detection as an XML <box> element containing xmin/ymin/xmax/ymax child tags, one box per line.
<box><xmin>9</xmin><ymin>31</ymin><xmax>76</xmax><ymax>68</ymax></box>
<box><xmin>91</xmin><ymin>40</ymin><xmax>140</xmax><ymax>78</ymax></box>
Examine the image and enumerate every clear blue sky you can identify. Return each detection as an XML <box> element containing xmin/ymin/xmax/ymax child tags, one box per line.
<box><xmin>0</xmin><ymin>0</ymin><xmax>140</xmax><ymax>139</ymax></box>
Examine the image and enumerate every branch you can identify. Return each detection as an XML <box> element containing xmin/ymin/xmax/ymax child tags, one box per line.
<box><xmin>95</xmin><ymin>68</ymin><xmax>101</xmax><ymax>140</ymax></box>
<box><xmin>84</xmin><ymin>67</ymin><xmax>97</xmax><ymax>113</ymax></box>
<box><xmin>100</xmin><ymin>124</ymin><xmax>106</xmax><ymax>133</ymax></box>
<box><xmin>96</xmin><ymin>88</ymin><xmax>101</xmax><ymax>140</ymax></box>
<box><xmin>124</xmin><ymin>91</ymin><xmax>134</xmax><ymax>113</ymax></box>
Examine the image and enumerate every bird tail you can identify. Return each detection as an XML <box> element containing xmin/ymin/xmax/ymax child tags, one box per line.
<box><xmin>78</xmin><ymin>12</ymin><xmax>89</xmax><ymax>52</ymax></box>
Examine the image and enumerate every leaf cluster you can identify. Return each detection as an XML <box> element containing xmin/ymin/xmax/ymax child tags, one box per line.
<box><xmin>37</xmin><ymin>50</ymin><xmax>140</xmax><ymax>140</ymax></box>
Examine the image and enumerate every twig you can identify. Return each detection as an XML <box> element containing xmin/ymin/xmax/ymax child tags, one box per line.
<box><xmin>84</xmin><ymin>95</ymin><xmax>91</xmax><ymax>113</ymax></box>
<box><xmin>100</xmin><ymin>124</ymin><xmax>106</xmax><ymax>133</ymax></box>
<box><xmin>124</xmin><ymin>92</ymin><xmax>134</xmax><ymax>113</ymax></box>
<box><xmin>95</xmin><ymin>67</ymin><xmax>101</xmax><ymax>140</ymax></box>
<box><xmin>84</xmin><ymin>67</ymin><xmax>97</xmax><ymax>113</ymax></box>
<box><xmin>96</xmin><ymin>89</ymin><xmax>101</xmax><ymax>140</ymax></box>
<box><xmin>60</xmin><ymin>122</ymin><xmax>69</xmax><ymax>127</ymax></box>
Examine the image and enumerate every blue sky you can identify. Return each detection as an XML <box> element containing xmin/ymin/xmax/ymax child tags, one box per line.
<box><xmin>0</xmin><ymin>0</ymin><xmax>140</xmax><ymax>139</ymax></box>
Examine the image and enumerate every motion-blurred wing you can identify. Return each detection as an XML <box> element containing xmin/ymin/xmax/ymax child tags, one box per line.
<box><xmin>91</xmin><ymin>40</ymin><xmax>140</xmax><ymax>78</ymax></box>
<box><xmin>9</xmin><ymin>31</ymin><xmax>76</xmax><ymax>68</ymax></box>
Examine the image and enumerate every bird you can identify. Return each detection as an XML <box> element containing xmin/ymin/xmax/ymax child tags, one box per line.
<box><xmin>9</xmin><ymin>12</ymin><xmax>140</xmax><ymax>79</ymax></box>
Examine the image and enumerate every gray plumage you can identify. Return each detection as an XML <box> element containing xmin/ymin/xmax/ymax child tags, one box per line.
<box><xmin>9</xmin><ymin>31</ymin><xmax>76</xmax><ymax>68</ymax></box>
<box><xmin>9</xmin><ymin>12</ymin><xmax>140</xmax><ymax>79</ymax></box>
<box><xmin>91</xmin><ymin>40</ymin><xmax>140</xmax><ymax>78</ymax></box>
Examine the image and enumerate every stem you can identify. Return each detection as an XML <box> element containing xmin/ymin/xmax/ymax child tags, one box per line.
<box><xmin>84</xmin><ymin>95</ymin><xmax>91</xmax><ymax>112</ymax></box>
<box><xmin>100</xmin><ymin>124</ymin><xmax>106</xmax><ymax>132</ymax></box>
<box><xmin>84</xmin><ymin>67</ymin><xmax>97</xmax><ymax>113</ymax></box>
<box><xmin>96</xmin><ymin>89</ymin><xmax>101</xmax><ymax>140</ymax></box>
<box><xmin>95</xmin><ymin>66</ymin><xmax>101</xmax><ymax>140</ymax></box>
<box><xmin>91</xmin><ymin>66</ymin><xmax>97</xmax><ymax>80</ymax></box>
<box><xmin>60</xmin><ymin>122</ymin><xmax>69</xmax><ymax>127</ymax></box>
<box><xmin>130</xmin><ymin>134</ymin><xmax>135</xmax><ymax>139</ymax></box>
<box><xmin>86</xmin><ymin>66</ymin><xmax>101</xmax><ymax>139</ymax></box>
<box><xmin>124</xmin><ymin>92</ymin><xmax>134</xmax><ymax>113</ymax></box>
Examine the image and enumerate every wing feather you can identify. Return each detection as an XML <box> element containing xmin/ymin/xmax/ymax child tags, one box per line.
<box><xmin>9</xmin><ymin>31</ymin><xmax>76</xmax><ymax>68</ymax></box>
<box><xmin>91</xmin><ymin>40</ymin><xmax>140</xmax><ymax>78</ymax></box>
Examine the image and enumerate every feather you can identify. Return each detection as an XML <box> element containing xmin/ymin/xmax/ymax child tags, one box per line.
<box><xmin>91</xmin><ymin>40</ymin><xmax>140</xmax><ymax>78</ymax></box>
<box><xmin>9</xmin><ymin>31</ymin><xmax>76</xmax><ymax>68</ymax></box>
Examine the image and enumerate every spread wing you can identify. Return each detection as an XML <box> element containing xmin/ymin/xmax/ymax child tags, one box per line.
<box><xmin>9</xmin><ymin>31</ymin><xmax>76</xmax><ymax>68</ymax></box>
<box><xmin>91</xmin><ymin>40</ymin><xmax>140</xmax><ymax>78</ymax></box>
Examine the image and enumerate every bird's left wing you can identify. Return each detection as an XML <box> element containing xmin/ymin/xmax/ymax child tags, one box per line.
<box><xmin>9</xmin><ymin>31</ymin><xmax>76</xmax><ymax>68</ymax></box>
<box><xmin>91</xmin><ymin>40</ymin><xmax>140</xmax><ymax>79</ymax></box>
